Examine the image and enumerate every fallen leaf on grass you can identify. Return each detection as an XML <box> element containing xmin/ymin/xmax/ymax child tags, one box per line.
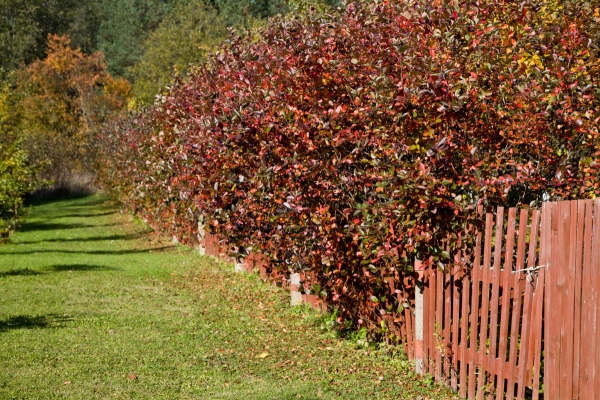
<box><xmin>127</xmin><ymin>374</ymin><xmax>137</xmax><ymax>380</ymax></box>
<box><xmin>63</xmin><ymin>381</ymin><xmax>71</xmax><ymax>385</ymax></box>
<box><xmin>257</xmin><ymin>352</ymin><xmax>269</xmax><ymax>358</ymax></box>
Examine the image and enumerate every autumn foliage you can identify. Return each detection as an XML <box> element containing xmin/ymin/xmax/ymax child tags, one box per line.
<box><xmin>99</xmin><ymin>0</ymin><xmax>600</xmax><ymax>331</ymax></box>
<box><xmin>18</xmin><ymin>34</ymin><xmax>130</xmax><ymax>187</ymax></box>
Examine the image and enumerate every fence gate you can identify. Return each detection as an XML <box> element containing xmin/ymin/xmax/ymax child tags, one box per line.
<box><xmin>419</xmin><ymin>205</ymin><xmax>546</xmax><ymax>399</ymax></box>
<box><xmin>416</xmin><ymin>200</ymin><xmax>600</xmax><ymax>399</ymax></box>
<box><xmin>544</xmin><ymin>200</ymin><xmax>600</xmax><ymax>399</ymax></box>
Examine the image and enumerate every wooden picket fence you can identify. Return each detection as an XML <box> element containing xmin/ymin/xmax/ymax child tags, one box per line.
<box><xmin>540</xmin><ymin>200</ymin><xmax>600</xmax><ymax>400</ymax></box>
<box><xmin>410</xmin><ymin>199</ymin><xmax>600</xmax><ymax>399</ymax></box>
<box><xmin>414</xmin><ymin>205</ymin><xmax>546</xmax><ymax>399</ymax></box>
<box><xmin>199</xmin><ymin>199</ymin><xmax>600</xmax><ymax>399</ymax></box>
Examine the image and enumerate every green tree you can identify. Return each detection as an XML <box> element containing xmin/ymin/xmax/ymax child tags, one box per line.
<box><xmin>0</xmin><ymin>0</ymin><xmax>99</xmax><ymax>72</ymax></box>
<box><xmin>0</xmin><ymin>74</ymin><xmax>36</xmax><ymax>240</ymax></box>
<box><xmin>0</xmin><ymin>140</ymin><xmax>37</xmax><ymax>241</ymax></box>
<box><xmin>131</xmin><ymin>0</ymin><xmax>227</xmax><ymax>103</ymax></box>
<box><xmin>130</xmin><ymin>0</ymin><xmax>338</xmax><ymax>104</ymax></box>
<box><xmin>95</xmin><ymin>0</ymin><xmax>175</xmax><ymax>78</ymax></box>
<box><xmin>207</xmin><ymin>0</ymin><xmax>287</xmax><ymax>28</ymax></box>
<box><xmin>0</xmin><ymin>69</ymin><xmax>21</xmax><ymax>143</ymax></box>
<box><xmin>17</xmin><ymin>35</ymin><xmax>131</xmax><ymax>187</ymax></box>
<box><xmin>0</xmin><ymin>0</ymin><xmax>42</xmax><ymax>71</ymax></box>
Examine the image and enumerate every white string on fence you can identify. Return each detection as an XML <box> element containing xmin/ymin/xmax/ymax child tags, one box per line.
<box><xmin>511</xmin><ymin>264</ymin><xmax>547</xmax><ymax>283</ymax></box>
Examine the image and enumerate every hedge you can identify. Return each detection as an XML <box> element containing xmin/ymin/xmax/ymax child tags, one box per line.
<box><xmin>99</xmin><ymin>0</ymin><xmax>600</xmax><ymax>333</ymax></box>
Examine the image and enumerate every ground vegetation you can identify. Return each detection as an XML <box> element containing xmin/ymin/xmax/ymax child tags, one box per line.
<box><xmin>0</xmin><ymin>195</ymin><xmax>455</xmax><ymax>399</ymax></box>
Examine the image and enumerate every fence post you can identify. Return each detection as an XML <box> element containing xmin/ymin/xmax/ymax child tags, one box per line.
<box><xmin>197</xmin><ymin>220</ymin><xmax>206</xmax><ymax>256</ymax></box>
<box><xmin>234</xmin><ymin>260</ymin><xmax>244</xmax><ymax>273</ymax></box>
<box><xmin>290</xmin><ymin>273</ymin><xmax>302</xmax><ymax>306</ymax></box>
<box><xmin>415</xmin><ymin>259</ymin><xmax>425</xmax><ymax>375</ymax></box>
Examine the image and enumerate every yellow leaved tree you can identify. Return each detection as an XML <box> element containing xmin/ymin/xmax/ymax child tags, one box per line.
<box><xmin>17</xmin><ymin>34</ymin><xmax>131</xmax><ymax>188</ymax></box>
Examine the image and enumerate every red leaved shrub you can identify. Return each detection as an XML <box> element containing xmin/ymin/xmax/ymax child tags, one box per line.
<box><xmin>99</xmin><ymin>0</ymin><xmax>600</xmax><ymax>333</ymax></box>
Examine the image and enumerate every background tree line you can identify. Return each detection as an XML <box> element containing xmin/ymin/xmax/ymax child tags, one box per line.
<box><xmin>0</xmin><ymin>0</ymin><xmax>340</xmax><ymax>239</ymax></box>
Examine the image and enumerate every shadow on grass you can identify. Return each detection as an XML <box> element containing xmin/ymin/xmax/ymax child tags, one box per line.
<box><xmin>0</xmin><ymin>265</ymin><xmax>118</xmax><ymax>276</ymax></box>
<box><xmin>44</xmin><ymin>211</ymin><xmax>118</xmax><ymax>220</ymax></box>
<box><xmin>0</xmin><ymin>268</ymin><xmax>44</xmax><ymax>277</ymax></box>
<box><xmin>18</xmin><ymin>233</ymin><xmax>142</xmax><ymax>245</ymax></box>
<box><xmin>0</xmin><ymin>314</ymin><xmax>73</xmax><ymax>332</ymax></box>
<box><xmin>0</xmin><ymin>246</ymin><xmax>172</xmax><ymax>256</ymax></box>
<box><xmin>25</xmin><ymin>192</ymin><xmax>104</xmax><ymax>207</ymax></box>
<box><xmin>49</xmin><ymin>264</ymin><xmax>120</xmax><ymax>272</ymax></box>
<box><xmin>16</xmin><ymin>221</ymin><xmax>119</xmax><ymax>233</ymax></box>
<box><xmin>54</xmin><ymin>199</ymin><xmax>112</xmax><ymax>209</ymax></box>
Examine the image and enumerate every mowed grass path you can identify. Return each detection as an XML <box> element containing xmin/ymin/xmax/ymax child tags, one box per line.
<box><xmin>0</xmin><ymin>196</ymin><xmax>455</xmax><ymax>399</ymax></box>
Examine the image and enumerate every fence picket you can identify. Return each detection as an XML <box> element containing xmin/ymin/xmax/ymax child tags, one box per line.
<box><xmin>451</xmin><ymin>263</ymin><xmax>461</xmax><ymax>391</ymax></box>
<box><xmin>496</xmin><ymin>207</ymin><xmax>518</xmax><ymax>400</ymax></box>
<box><xmin>578</xmin><ymin>200</ymin><xmax>594</xmax><ymax>400</ymax></box>
<box><xmin>572</xmin><ymin>200</ymin><xmax>586</xmax><ymax>399</ymax></box>
<box><xmin>428</xmin><ymin>268</ymin><xmax>436</xmax><ymax>376</ymax></box>
<box><xmin>501</xmin><ymin>209</ymin><xmax>526</xmax><ymax>399</ymax></box>
<box><xmin>468</xmin><ymin>213</ymin><xmax>483</xmax><ymax>399</ymax></box>
<box><xmin>444</xmin><ymin>268</ymin><xmax>452</xmax><ymax>385</ymax></box>
<box><xmin>421</xmin><ymin>273</ymin><xmax>426</xmax><ymax>371</ymax></box>
<box><xmin>486</xmin><ymin>207</ymin><xmax>504</xmax><ymax>382</ymax></box>
<box><xmin>476</xmin><ymin>210</ymin><xmax>498</xmax><ymax>399</ymax></box>
<box><xmin>404</xmin><ymin>278</ymin><xmax>414</xmax><ymax>360</ymax></box>
<box><xmin>205</xmin><ymin>233</ymin><xmax>213</xmax><ymax>256</ymax></box>
<box><xmin>436</xmin><ymin>267</ymin><xmax>444</xmax><ymax>381</ymax></box>
<box><xmin>591</xmin><ymin>200</ymin><xmax>600</xmax><ymax>396</ymax></box>
<box><xmin>560</xmin><ymin>201</ymin><xmax>577</xmax><ymax>399</ymax></box>
<box><xmin>530</xmin><ymin>208</ymin><xmax>545</xmax><ymax>400</ymax></box>
<box><xmin>516</xmin><ymin>209</ymin><xmax>540</xmax><ymax>398</ymax></box>
<box><xmin>459</xmin><ymin>264</ymin><xmax>470</xmax><ymax>398</ymax></box>
<box><xmin>489</xmin><ymin>207</ymin><xmax>505</xmax><ymax>392</ymax></box>
<box><xmin>545</xmin><ymin>202</ymin><xmax>559</xmax><ymax>397</ymax></box>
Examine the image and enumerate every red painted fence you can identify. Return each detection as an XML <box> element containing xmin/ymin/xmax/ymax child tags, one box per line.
<box><xmin>200</xmin><ymin>199</ymin><xmax>600</xmax><ymax>399</ymax></box>
<box><xmin>415</xmin><ymin>199</ymin><xmax>600</xmax><ymax>399</ymax></box>
<box><xmin>544</xmin><ymin>200</ymin><xmax>600</xmax><ymax>400</ymax></box>
<box><xmin>418</xmin><ymin>205</ymin><xmax>546</xmax><ymax>399</ymax></box>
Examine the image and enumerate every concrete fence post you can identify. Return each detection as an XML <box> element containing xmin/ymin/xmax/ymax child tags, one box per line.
<box><xmin>414</xmin><ymin>259</ymin><xmax>425</xmax><ymax>375</ymax></box>
<box><xmin>197</xmin><ymin>220</ymin><xmax>206</xmax><ymax>256</ymax></box>
<box><xmin>290</xmin><ymin>273</ymin><xmax>302</xmax><ymax>306</ymax></box>
<box><xmin>234</xmin><ymin>261</ymin><xmax>244</xmax><ymax>273</ymax></box>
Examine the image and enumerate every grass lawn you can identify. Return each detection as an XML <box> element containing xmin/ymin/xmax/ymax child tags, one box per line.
<box><xmin>0</xmin><ymin>195</ymin><xmax>456</xmax><ymax>399</ymax></box>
